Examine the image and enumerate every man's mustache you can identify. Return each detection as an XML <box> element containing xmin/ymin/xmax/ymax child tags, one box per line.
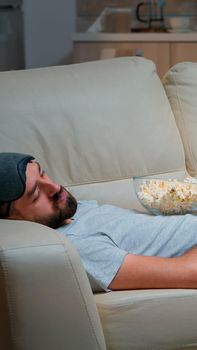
<box><xmin>52</xmin><ymin>186</ymin><xmax>65</xmax><ymax>203</ymax></box>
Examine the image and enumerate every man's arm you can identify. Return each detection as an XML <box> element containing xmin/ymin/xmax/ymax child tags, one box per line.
<box><xmin>109</xmin><ymin>247</ymin><xmax>197</xmax><ymax>290</ymax></box>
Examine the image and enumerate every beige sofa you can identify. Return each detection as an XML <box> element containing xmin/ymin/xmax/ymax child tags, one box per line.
<box><xmin>1</xmin><ymin>57</ymin><xmax>197</xmax><ymax>350</ymax></box>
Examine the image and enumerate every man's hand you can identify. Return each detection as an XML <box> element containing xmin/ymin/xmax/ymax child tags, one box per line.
<box><xmin>109</xmin><ymin>246</ymin><xmax>197</xmax><ymax>290</ymax></box>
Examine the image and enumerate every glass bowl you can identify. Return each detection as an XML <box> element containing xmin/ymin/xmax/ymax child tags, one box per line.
<box><xmin>133</xmin><ymin>176</ymin><xmax>197</xmax><ymax>215</ymax></box>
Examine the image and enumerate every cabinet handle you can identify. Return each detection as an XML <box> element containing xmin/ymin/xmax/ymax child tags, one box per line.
<box><xmin>135</xmin><ymin>48</ymin><xmax>144</xmax><ymax>57</ymax></box>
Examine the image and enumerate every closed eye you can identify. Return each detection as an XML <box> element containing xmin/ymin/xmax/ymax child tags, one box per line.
<box><xmin>27</xmin><ymin>162</ymin><xmax>43</xmax><ymax>199</ymax></box>
<box><xmin>40</xmin><ymin>169</ymin><xmax>45</xmax><ymax>178</ymax></box>
<box><xmin>32</xmin><ymin>188</ymin><xmax>40</xmax><ymax>202</ymax></box>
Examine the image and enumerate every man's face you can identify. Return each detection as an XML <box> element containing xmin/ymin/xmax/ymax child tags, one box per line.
<box><xmin>9</xmin><ymin>161</ymin><xmax>77</xmax><ymax>228</ymax></box>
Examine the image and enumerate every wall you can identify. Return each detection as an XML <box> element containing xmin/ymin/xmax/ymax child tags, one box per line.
<box><xmin>23</xmin><ymin>0</ymin><xmax>76</xmax><ymax>69</ymax></box>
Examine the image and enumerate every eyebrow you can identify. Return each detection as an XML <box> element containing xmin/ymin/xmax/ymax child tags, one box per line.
<box><xmin>26</xmin><ymin>162</ymin><xmax>41</xmax><ymax>198</ymax></box>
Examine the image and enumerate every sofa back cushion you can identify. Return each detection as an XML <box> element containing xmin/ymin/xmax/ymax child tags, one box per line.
<box><xmin>163</xmin><ymin>62</ymin><xmax>197</xmax><ymax>177</ymax></box>
<box><xmin>0</xmin><ymin>57</ymin><xmax>185</xmax><ymax>209</ymax></box>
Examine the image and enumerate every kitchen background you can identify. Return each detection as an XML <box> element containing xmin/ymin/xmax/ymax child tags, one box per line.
<box><xmin>77</xmin><ymin>0</ymin><xmax>197</xmax><ymax>32</ymax></box>
<box><xmin>1</xmin><ymin>1</ymin><xmax>197</xmax><ymax>72</ymax></box>
<box><xmin>0</xmin><ymin>0</ymin><xmax>75</xmax><ymax>71</ymax></box>
<box><xmin>73</xmin><ymin>0</ymin><xmax>197</xmax><ymax>78</ymax></box>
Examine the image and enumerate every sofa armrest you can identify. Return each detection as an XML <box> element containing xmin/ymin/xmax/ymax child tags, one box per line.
<box><xmin>0</xmin><ymin>220</ymin><xmax>106</xmax><ymax>350</ymax></box>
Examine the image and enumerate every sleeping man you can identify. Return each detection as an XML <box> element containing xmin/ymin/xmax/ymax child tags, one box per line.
<box><xmin>1</xmin><ymin>152</ymin><xmax>197</xmax><ymax>291</ymax></box>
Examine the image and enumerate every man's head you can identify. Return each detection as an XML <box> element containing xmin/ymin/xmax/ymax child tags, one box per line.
<box><xmin>0</xmin><ymin>152</ymin><xmax>77</xmax><ymax>228</ymax></box>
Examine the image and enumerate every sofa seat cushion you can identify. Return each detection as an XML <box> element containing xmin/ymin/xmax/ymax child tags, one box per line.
<box><xmin>95</xmin><ymin>289</ymin><xmax>197</xmax><ymax>350</ymax></box>
<box><xmin>163</xmin><ymin>62</ymin><xmax>197</xmax><ymax>177</ymax></box>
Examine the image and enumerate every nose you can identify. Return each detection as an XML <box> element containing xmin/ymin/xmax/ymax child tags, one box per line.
<box><xmin>39</xmin><ymin>176</ymin><xmax>61</xmax><ymax>198</ymax></box>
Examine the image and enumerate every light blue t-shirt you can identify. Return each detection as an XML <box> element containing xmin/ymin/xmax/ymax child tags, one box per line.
<box><xmin>57</xmin><ymin>200</ymin><xmax>197</xmax><ymax>291</ymax></box>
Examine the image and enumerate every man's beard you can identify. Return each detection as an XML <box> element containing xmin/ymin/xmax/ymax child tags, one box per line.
<box><xmin>36</xmin><ymin>187</ymin><xmax>78</xmax><ymax>229</ymax></box>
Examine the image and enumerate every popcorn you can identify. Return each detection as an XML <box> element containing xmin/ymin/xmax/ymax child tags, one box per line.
<box><xmin>137</xmin><ymin>177</ymin><xmax>197</xmax><ymax>215</ymax></box>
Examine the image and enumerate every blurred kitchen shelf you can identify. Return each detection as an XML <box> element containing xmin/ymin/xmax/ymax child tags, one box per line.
<box><xmin>73</xmin><ymin>32</ymin><xmax>197</xmax><ymax>42</ymax></box>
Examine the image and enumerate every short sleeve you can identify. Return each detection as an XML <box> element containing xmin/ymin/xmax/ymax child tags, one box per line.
<box><xmin>71</xmin><ymin>234</ymin><xmax>128</xmax><ymax>291</ymax></box>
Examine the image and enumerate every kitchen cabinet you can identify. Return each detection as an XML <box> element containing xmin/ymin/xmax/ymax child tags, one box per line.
<box><xmin>171</xmin><ymin>43</ymin><xmax>197</xmax><ymax>66</ymax></box>
<box><xmin>74</xmin><ymin>42</ymin><xmax>170</xmax><ymax>77</ymax></box>
<box><xmin>73</xmin><ymin>33</ymin><xmax>197</xmax><ymax>78</ymax></box>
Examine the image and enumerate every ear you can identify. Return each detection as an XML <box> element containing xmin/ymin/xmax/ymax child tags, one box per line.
<box><xmin>8</xmin><ymin>213</ymin><xmax>22</xmax><ymax>220</ymax></box>
<box><xmin>8</xmin><ymin>204</ymin><xmax>24</xmax><ymax>221</ymax></box>
<box><xmin>64</xmin><ymin>218</ymin><xmax>72</xmax><ymax>225</ymax></box>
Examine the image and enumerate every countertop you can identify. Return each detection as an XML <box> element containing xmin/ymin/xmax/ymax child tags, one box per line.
<box><xmin>73</xmin><ymin>32</ymin><xmax>197</xmax><ymax>42</ymax></box>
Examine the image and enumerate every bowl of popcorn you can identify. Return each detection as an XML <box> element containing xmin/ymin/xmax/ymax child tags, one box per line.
<box><xmin>133</xmin><ymin>176</ymin><xmax>197</xmax><ymax>215</ymax></box>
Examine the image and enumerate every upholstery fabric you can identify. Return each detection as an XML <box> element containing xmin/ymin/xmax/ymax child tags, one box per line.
<box><xmin>163</xmin><ymin>62</ymin><xmax>197</xmax><ymax>177</ymax></box>
<box><xmin>0</xmin><ymin>57</ymin><xmax>185</xmax><ymax>209</ymax></box>
<box><xmin>0</xmin><ymin>57</ymin><xmax>196</xmax><ymax>350</ymax></box>
<box><xmin>95</xmin><ymin>289</ymin><xmax>197</xmax><ymax>350</ymax></box>
<box><xmin>0</xmin><ymin>220</ymin><xmax>106</xmax><ymax>350</ymax></box>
